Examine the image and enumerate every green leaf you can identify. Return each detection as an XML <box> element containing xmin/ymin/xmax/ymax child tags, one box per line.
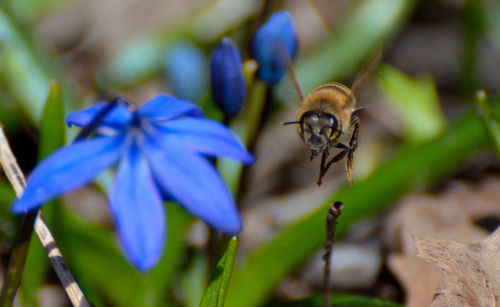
<box><xmin>226</xmin><ymin>99</ymin><xmax>500</xmax><ymax>307</ymax></box>
<box><xmin>0</xmin><ymin>3</ymin><xmax>76</xmax><ymax>123</ymax></box>
<box><xmin>477</xmin><ymin>90</ymin><xmax>500</xmax><ymax>157</ymax></box>
<box><xmin>459</xmin><ymin>0</ymin><xmax>484</xmax><ymax>96</ymax></box>
<box><xmin>200</xmin><ymin>237</ymin><xmax>238</xmax><ymax>307</ymax></box>
<box><xmin>378</xmin><ymin>65</ymin><xmax>446</xmax><ymax>143</ymax></box>
<box><xmin>0</xmin><ymin>180</ymin><xmax>17</xmax><ymax>249</ymax></box>
<box><xmin>19</xmin><ymin>82</ymin><xmax>66</xmax><ymax>307</ymax></box>
<box><xmin>57</xmin><ymin>202</ymin><xmax>191</xmax><ymax>307</ymax></box>
<box><xmin>0</xmin><ymin>97</ymin><xmax>22</xmax><ymax>135</ymax></box>
<box><xmin>0</xmin><ymin>9</ymin><xmax>49</xmax><ymax>122</ymax></box>
<box><xmin>38</xmin><ymin>82</ymin><xmax>66</xmax><ymax>160</ymax></box>
<box><xmin>268</xmin><ymin>294</ymin><xmax>401</xmax><ymax>307</ymax></box>
<box><xmin>0</xmin><ymin>181</ymin><xmax>16</xmax><ymax>211</ymax></box>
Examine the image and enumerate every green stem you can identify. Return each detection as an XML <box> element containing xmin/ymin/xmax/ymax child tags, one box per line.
<box><xmin>240</xmin><ymin>80</ymin><xmax>268</xmax><ymax>146</ymax></box>
<box><xmin>0</xmin><ymin>212</ymin><xmax>37</xmax><ymax>307</ymax></box>
<box><xmin>218</xmin><ymin>80</ymin><xmax>267</xmax><ymax>195</ymax></box>
<box><xmin>460</xmin><ymin>0</ymin><xmax>484</xmax><ymax>97</ymax></box>
<box><xmin>477</xmin><ymin>90</ymin><xmax>500</xmax><ymax>156</ymax></box>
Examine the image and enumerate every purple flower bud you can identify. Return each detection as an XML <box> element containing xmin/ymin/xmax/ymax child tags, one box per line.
<box><xmin>253</xmin><ymin>11</ymin><xmax>298</xmax><ymax>84</ymax></box>
<box><xmin>210</xmin><ymin>37</ymin><xmax>247</xmax><ymax>116</ymax></box>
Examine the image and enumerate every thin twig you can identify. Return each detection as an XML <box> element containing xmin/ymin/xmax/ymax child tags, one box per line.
<box><xmin>323</xmin><ymin>201</ymin><xmax>343</xmax><ymax>307</ymax></box>
<box><xmin>0</xmin><ymin>126</ymin><xmax>90</xmax><ymax>307</ymax></box>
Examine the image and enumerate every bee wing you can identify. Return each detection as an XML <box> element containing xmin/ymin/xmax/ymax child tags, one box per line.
<box><xmin>345</xmin><ymin>46</ymin><xmax>384</xmax><ymax>108</ymax></box>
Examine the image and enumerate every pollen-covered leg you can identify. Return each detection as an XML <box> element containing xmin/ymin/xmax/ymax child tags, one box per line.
<box><xmin>316</xmin><ymin>116</ymin><xmax>360</xmax><ymax>186</ymax></box>
<box><xmin>345</xmin><ymin>116</ymin><xmax>360</xmax><ymax>186</ymax></box>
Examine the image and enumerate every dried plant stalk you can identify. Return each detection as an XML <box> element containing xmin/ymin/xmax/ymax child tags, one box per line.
<box><xmin>0</xmin><ymin>126</ymin><xmax>90</xmax><ymax>307</ymax></box>
<box><xmin>323</xmin><ymin>201</ymin><xmax>343</xmax><ymax>307</ymax></box>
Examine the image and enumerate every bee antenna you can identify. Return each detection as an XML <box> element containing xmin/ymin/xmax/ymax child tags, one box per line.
<box><xmin>278</xmin><ymin>42</ymin><xmax>304</xmax><ymax>102</ymax></box>
<box><xmin>283</xmin><ymin>121</ymin><xmax>302</xmax><ymax>126</ymax></box>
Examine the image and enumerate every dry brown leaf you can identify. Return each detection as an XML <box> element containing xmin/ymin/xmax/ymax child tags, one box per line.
<box><xmin>388</xmin><ymin>255</ymin><xmax>441</xmax><ymax>307</ymax></box>
<box><xmin>384</xmin><ymin>177</ymin><xmax>500</xmax><ymax>253</ymax></box>
<box><xmin>384</xmin><ymin>194</ymin><xmax>488</xmax><ymax>253</ymax></box>
<box><xmin>383</xmin><ymin>178</ymin><xmax>500</xmax><ymax>306</ymax></box>
<box><xmin>412</xmin><ymin>228</ymin><xmax>500</xmax><ymax>307</ymax></box>
<box><xmin>444</xmin><ymin>178</ymin><xmax>500</xmax><ymax>220</ymax></box>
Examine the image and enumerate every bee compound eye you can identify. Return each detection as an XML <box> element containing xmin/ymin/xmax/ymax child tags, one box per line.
<box><xmin>327</xmin><ymin>115</ymin><xmax>341</xmax><ymax>141</ymax></box>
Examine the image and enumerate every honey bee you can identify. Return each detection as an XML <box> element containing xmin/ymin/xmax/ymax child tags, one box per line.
<box><xmin>283</xmin><ymin>48</ymin><xmax>379</xmax><ymax>186</ymax></box>
<box><xmin>284</xmin><ymin>82</ymin><xmax>359</xmax><ymax>186</ymax></box>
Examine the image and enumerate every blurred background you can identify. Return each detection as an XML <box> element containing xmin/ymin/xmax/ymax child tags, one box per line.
<box><xmin>0</xmin><ymin>0</ymin><xmax>500</xmax><ymax>306</ymax></box>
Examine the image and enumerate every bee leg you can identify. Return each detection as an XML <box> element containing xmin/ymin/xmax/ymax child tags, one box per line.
<box><xmin>317</xmin><ymin>149</ymin><xmax>347</xmax><ymax>186</ymax></box>
<box><xmin>317</xmin><ymin>149</ymin><xmax>328</xmax><ymax>185</ymax></box>
<box><xmin>317</xmin><ymin>116</ymin><xmax>360</xmax><ymax>186</ymax></box>
<box><xmin>335</xmin><ymin>142</ymin><xmax>350</xmax><ymax>150</ymax></box>
<box><xmin>349</xmin><ymin>116</ymin><xmax>360</xmax><ymax>149</ymax></box>
<box><xmin>345</xmin><ymin>116</ymin><xmax>360</xmax><ymax>186</ymax></box>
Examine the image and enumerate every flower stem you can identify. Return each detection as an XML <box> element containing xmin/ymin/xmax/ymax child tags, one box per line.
<box><xmin>323</xmin><ymin>202</ymin><xmax>343</xmax><ymax>307</ymax></box>
<box><xmin>0</xmin><ymin>125</ymin><xmax>90</xmax><ymax>307</ymax></box>
<box><xmin>208</xmin><ymin>113</ymin><xmax>233</xmax><ymax>270</ymax></box>
<box><xmin>217</xmin><ymin>80</ymin><xmax>267</xmax><ymax>196</ymax></box>
<box><xmin>208</xmin><ymin>228</ymin><xmax>219</xmax><ymax>271</ymax></box>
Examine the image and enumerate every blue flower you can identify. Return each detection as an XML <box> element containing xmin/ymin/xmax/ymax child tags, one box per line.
<box><xmin>165</xmin><ymin>42</ymin><xmax>208</xmax><ymax>102</ymax></box>
<box><xmin>210</xmin><ymin>37</ymin><xmax>247</xmax><ymax>116</ymax></box>
<box><xmin>11</xmin><ymin>95</ymin><xmax>254</xmax><ymax>271</ymax></box>
<box><xmin>253</xmin><ymin>11</ymin><xmax>298</xmax><ymax>84</ymax></box>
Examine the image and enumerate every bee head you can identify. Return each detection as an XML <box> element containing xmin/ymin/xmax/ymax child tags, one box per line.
<box><xmin>295</xmin><ymin>111</ymin><xmax>341</xmax><ymax>155</ymax></box>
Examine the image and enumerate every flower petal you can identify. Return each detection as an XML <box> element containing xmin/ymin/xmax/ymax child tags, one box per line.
<box><xmin>139</xmin><ymin>95</ymin><xmax>202</xmax><ymax>122</ymax></box>
<box><xmin>110</xmin><ymin>142</ymin><xmax>166</xmax><ymax>271</ymax></box>
<box><xmin>144</xmin><ymin>136</ymin><xmax>241</xmax><ymax>235</ymax></box>
<box><xmin>156</xmin><ymin>118</ymin><xmax>255</xmax><ymax>164</ymax></box>
<box><xmin>11</xmin><ymin>135</ymin><xmax>125</xmax><ymax>213</ymax></box>
<box><xmin>66</xmin><ymin>100</ymin><xmax>133</xmax><ymax>130</ymax></box>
